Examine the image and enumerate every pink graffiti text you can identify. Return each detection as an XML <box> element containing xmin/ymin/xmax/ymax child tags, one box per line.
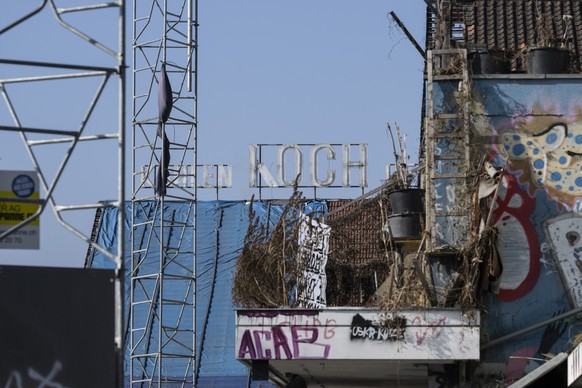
<box><xmin>279</xmin><ymin>317</ymin><xmax>337</xmax><ymax>339</ymax></box>
<box><xmin>411</xmin><ymin>315</ymin><xmax>447</xmax><ymax>345</ymax></box>
<box><xmin>238</xmin><ymin>325</ymin><xmax>331</xmax><ymax>360</ymax></box>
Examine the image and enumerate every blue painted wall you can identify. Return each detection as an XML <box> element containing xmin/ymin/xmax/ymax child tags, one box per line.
<box><xmin>467</xmin><ymin>78</ymin><xmax>582</xmax><ymax>382</ymax></box>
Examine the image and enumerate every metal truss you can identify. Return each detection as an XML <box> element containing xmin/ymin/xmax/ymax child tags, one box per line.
<box><xmin>0</xmin><ymin>1</ymin><xmax>125</xmax><ymax>385</ymax></box>
<box><xmin>131</xmin><ymin>0</ymin><xmax>198</xmax><ymax>386</ymax></box>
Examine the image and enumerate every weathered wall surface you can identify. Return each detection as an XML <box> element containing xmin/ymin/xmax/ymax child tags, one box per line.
<box><xmin>471</xmin><ymin>78</ymin><xmax>582</xmax><ymax>383</ymax></box>
<box><xmin>236</xmin><ymin>309</ymin><xmax>480</xmax><ymax>361</ymax></box>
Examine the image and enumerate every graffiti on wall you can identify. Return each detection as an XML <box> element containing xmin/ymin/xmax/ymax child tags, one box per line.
<box><xmin>411</xmin><ymin>315</ymin><xmax>448</xmax><ymax>346</ymax></box>
<box><xmin>449</xmin><ymin>87</ymin><xmax>582</xmax><ymax>384</ymax></box>
<box><xmin>237</xmin><ymin>326</ymin><xmax>332</xmax><ymax>360</ymax></box>
<box><xmin>237</xmin><ymin>310</ymin><xmax>337</xmax><ymax>339</ymax></box>
<box><xmin>238</xmin><ymin>326</ymin><xmax>331</xmax><ymax>360</ymax></box>
<box><xmin>497</xmin><ymin>114</ymin><xmax>582</xmax><ymax>210</ymax></box>
<box><xmin>491</xmin><ymin>108</ymin><xmax>582</xmax><ymax>301</ymax></box>
<box><xmin>349</xmin><ymin>314</ymin><xmax>406</xmax><ymax>341</ymax></box>
<box><xmin>504</xmin><ymin>311</ymin><xmax>568</xmax><ymax>384</ymax></box>
<box><xmin>492</xmin><ymin>174</ymin><xmax>540</xmax><ymax>301</ymax></box>
<box><xmin>2</xmin><ymin>361</ymin><xmax>66</xmax><ymax>388</ymax></box>
<box><xmin>237</xmin><ymin>310</ymin><xmax>480</xmax><ymax>361</ymax></box>
<box><xmin>237</xmin><ymin>313</ymin><xmax>337</xmax><ymax>360</ymax></box>
<box><xmin>544</xmin><ymin>213</ymin><xmax>582</xmax><ymax>308</ymax></box>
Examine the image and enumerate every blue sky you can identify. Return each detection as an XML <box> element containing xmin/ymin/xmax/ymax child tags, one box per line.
<box><xmin>0</xmin><ymin>1</ymin><xmax>426</xmax><ymax>267</ymax></box>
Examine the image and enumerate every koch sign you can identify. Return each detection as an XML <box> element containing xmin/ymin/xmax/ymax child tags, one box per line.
<box><xmin>250</xmin><ymin>144</ymin><xmax>367</xmax><ymax>188</ymax></box>
<box><xmin>140</xmin><ymin>144</ymin><xmax>368</xmax><ymax>189</ymax></box>
<box><xmin>0</xmin><ymin>170</ymin><xmax>40</xmax><ymax>249</ymax></box>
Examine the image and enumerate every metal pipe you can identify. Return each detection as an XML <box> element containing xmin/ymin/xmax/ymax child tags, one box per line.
<box><xmin>115</xmin><ymin>2</ymin><xmax>126</xmax><ymax>386</ymax></box>
<box><xmin>50</xmin><ymin>1</ymin><xmax>117</xmax><ymax>57</ymax></box>
<box><xmin>54</xmin><ymin>202</ymin><xmax>119</xmax><ymax>211</ymax></box>
<box><xmin>0</xmin><ymin>0</ymin><xmax>48</xmax><ymax>35</ymax></box>
<box><xmin>158</xmin><ymin>2</ymin><xmax>168</xmax><ymax>384</ymax></box>
<box><xmin>389</xmin><ymin>11</ymin><xmax>426</xmax><ymax>60</ymax></box>
<box><xmin>27</xmin><ymin>133</ymin><xmax>118</xmax><ymax>146</ymax></box>
<box><xmin>481</xmin><ymin>306</ymin><xmax>582</xmax><ymax>350</ymax></box>
<box><xmin>57</xmin><ymin>3</ymin><xmax>119</xmax><ymax>14</ymax></box>
<box><xmin>187</xmin><ymin>0</ymin><xmax>193</xmax><ymax>91</ymax></box>
<box><xmin>0</xmin><ymin>58</ymin><xmax>119</xmax><ymax>73</ymax></box>
<box><xmin>193</xmin><ymin>1</ymin><xmax>199</xmax><ymax>385</ymax></box>
<box><xmin>1</xmin><ymin>71</ymin><xmax>109</xmax><ymax>84</ymax></box>
<box><xmin>0</xmin><ymin>124</ymin><xmax>77</xmax><ymax>136</ymax></box>
<box><xmin>130</xmin><ymin>0</ymin><xmax>138</xmax><ymax>382</ymax></box>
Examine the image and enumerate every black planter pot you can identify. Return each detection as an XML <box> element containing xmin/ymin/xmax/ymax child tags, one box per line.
<box><xmin>386</xmin><ymin>213</ymin><xmax>424</xmax><ymax>240</ymax></box>
<box><xmin>388</xmin><ymin>188</ymin><xmax>425</xmax><ymax>215</ymax></box>
<box><xmin>469</xmin><ymin>50</ymin><xmax>511</xmax><ymax>74</ymax></box>
<box><xmin>526</xmin><ymin>47</ymin><xmax>571</xmax><ymax>74</ymax></box>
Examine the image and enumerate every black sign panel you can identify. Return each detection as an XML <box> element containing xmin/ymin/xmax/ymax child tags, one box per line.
<box><xmin>0</xmin><ymin>265</ymin><xmax>116</xmax><ymax>388</ymax></box>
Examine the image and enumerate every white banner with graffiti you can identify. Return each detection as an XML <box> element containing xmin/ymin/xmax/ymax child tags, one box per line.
<box><xmin>296</xmin><ymin>215</ymin><xmax>330</xmax><ymax>309</ymax></box>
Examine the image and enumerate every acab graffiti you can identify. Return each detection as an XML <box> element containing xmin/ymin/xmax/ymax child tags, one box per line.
<box><xmin>238</xmin><ymin>325</ymin><xmax>332</xmax><ymax>360</ymax></box>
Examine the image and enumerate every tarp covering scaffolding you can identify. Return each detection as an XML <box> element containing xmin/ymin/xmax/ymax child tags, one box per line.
<box><xmin>87</xmin><ymin>200</ymin><xmax>327</xmax><ymax>386</ymax></box>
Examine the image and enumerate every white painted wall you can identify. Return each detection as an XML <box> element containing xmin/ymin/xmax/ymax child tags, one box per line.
<box><xmin>235</xmin><ymin>309</ymin><xmax>480</xmax><ymax>361</ymax></box>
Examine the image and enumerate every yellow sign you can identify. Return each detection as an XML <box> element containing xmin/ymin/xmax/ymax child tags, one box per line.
<box><xmin>0</xmin><ymin>171</ymin><xmax>40</xmax><ymax>249</ymax></box>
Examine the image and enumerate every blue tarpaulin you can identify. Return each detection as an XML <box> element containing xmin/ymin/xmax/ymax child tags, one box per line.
<box><xmin>89</xmin><ymin>199</ymin><xmax>327</xmax><ymax>387</ymax></box>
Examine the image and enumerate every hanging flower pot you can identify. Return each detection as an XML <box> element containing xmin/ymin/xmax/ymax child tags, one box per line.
<box><xmin>386</xmin><ymin>213</ymin><xmax>424</xmax><ymax>240</ymax></box>
<box><xmin>388</xmin><ymin>188</ymin><xmax>425</xmax><ymax>215</ymax></box>
<box><xmin>526</xmin><ymin>47</ymin><xmax>572</xmax><ymax>74</ymax></box>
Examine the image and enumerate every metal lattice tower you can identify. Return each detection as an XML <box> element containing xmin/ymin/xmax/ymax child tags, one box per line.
<box><xmin>131</xmin><ymin>0</ymin><xmax>198</xmax><ymax>386</ymax></box>
<box><xmin>0</xmin><ymin>2</ymin><xmax>126</xmax><ymax>385</ymax></box>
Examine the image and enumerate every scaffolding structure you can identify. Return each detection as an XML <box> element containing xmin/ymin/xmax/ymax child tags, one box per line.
<box><xmin>0</xmin><ymin>2</ymin><xmax>126</xmax><ymax>386</ymax></box>
<box><xmin>131</xmin><ymin>0</ymin><xmax>198</xmax><ymax>385</ymax></box>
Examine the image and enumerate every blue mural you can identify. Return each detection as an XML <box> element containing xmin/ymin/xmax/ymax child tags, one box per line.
<box><xmin>470</xmin><ymin>79</ymin><xmax>582</xmax><ymax>384</ymax></box>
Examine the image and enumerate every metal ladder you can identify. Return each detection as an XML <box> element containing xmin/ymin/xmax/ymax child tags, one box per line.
<box><xmin>425</xmin><ymin>49</ymin><xmax>474</xmax><ymax>251</ymax></box>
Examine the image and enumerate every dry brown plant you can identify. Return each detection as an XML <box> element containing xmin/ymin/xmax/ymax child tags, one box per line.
<box><xmin>233</xmin><ymin>189</ymin><xmax>305</xmax><ymax>308</ymax></box>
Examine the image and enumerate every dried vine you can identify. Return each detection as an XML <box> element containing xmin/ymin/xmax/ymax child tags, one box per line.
<box><xmin>233</xmin><ymin>189</ymin><xmax>305</xmax><ymax>308</ymax></box>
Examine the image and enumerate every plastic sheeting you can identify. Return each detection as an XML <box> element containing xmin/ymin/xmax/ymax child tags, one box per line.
<box><xmin>89</xmin><ymin>199</ymin><xmax>327</xmax><ymax>387</ymax></box>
